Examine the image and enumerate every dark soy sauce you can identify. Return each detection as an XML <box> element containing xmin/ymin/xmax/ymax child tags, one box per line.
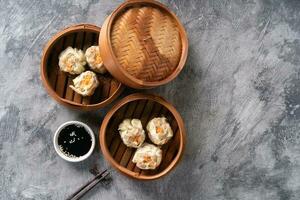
<box><xmin>58</xmin><ymin>124</ymin><xmax>92</xmax><ymax>158</ymax></box>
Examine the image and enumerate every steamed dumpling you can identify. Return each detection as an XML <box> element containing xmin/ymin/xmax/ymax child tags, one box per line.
<box><xmin>132</xmin><ymin>143</ymin><xmax>162</xmax><ymax>170</ymax></box>
<box><xmin>146</xmin><ymin>117</ymin><xmax>173</xmax><ymax>145</ymax></box>
<box><xmin>59</xmin><ymin>47</ymin><xmax>86</xmax><ymax>74</ymax></box>
<box><xmin>85</xmin><ymin>46</ymin><xmax>107</xmax><ymax>74</ymax></box>
<box><xmin>118</xmin><ymin>119</ymin><xmax>145</xmax><ymax>148</ymax></box>
<box><xmin>69</xmin><ymin>71</ymin><xmax>99</xmax><ymax>96</ymax></box>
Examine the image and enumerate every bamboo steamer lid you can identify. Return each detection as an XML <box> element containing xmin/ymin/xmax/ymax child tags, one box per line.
<box><xmin>99</xmin><ymin>0</ymin><xmax>188</xmax><ymax>89</ymax></box>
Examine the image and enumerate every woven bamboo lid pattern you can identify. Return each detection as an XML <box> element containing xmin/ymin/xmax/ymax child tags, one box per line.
<box><xmin>111</xmin><ymin>6</ymin><xmax>182</xmax><ymax>81</ymax></box>
<box><xmin>100</xmin><ymin>0</ymin><xmax>188</xmax><ymax>89</ymax></box>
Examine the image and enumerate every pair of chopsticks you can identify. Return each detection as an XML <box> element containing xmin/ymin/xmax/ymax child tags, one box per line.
<box><xmin>66</xmin><ymin>169</ymin><xmax>110</xmax><ymax>200</ymax></box>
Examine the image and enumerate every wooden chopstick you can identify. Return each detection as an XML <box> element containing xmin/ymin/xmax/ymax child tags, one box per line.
<box><xmin>66</xmin><ymin>169</ymin><xmax>110</xmax><ymax>200</ymax></box>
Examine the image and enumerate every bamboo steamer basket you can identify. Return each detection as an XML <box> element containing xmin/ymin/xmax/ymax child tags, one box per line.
<box><xmin>99</xmin><ymin>93</ymin><xmax>186</xmax><ymax>180</ymax></box>
<box><xmin>99</xmin><ymin>0</ymin><xmax>188</xmax><ymax>89</ymax></box>
<box><xmin>41</xmin><ymin>24</ymin><xmax>123</xmax><ymax>111</ymax></box>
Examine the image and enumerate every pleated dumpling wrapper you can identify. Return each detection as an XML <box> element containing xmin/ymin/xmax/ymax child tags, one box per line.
<box><xmin>132</xmin><ymin>143</ymin><xmax>162</xmax><ymax>170</ymax></box>
<box><xmin>85</xmin><ymin>46</ymin><xmax>107</xmax><ymax>74</ymax></box>
<box><xmin>146</xmin><ymin>117</ymin><xmax>173</xmax><ymax>145</ymax></box>
<box><xmin>59</xmin><ymin>47</ymin><xmax>86</xmax><ymax>74</ymax></box>
<box><xmin>69</xmin><ymin>71</ymin><xmax>99</xmax><ymax>96</ymax></box>
<box><xmin>118</xmin><ymin>119</ymin><xmax>145</xmax><ymax>148</ymax></box>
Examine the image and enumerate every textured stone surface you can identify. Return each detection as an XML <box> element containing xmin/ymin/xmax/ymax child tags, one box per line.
<box><xmin>1</xmin><ymin>0</ymin><xmax>300</xmax><ymax>199</ymax></box>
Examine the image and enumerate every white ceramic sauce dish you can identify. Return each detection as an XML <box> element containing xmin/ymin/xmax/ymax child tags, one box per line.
<box><xmin>53</xmin><ymin>121</ymin><xmax>95</xmax><ymax>162</ymax></box>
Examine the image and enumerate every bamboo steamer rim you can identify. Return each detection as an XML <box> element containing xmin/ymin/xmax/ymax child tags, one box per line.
<box><xmin>99</xmin><ymin>93</ymin><xmax>186</xmax><ymax>180</ymax></box>
<box><xmin>41</xmin><ymin>23</ymin><xmax>124</xmax><ymax>111</ymax></box>
<box><xmin>99</xmin><ymin>0</ymin><xmax>188</xmax><ymax>89</ymax></box>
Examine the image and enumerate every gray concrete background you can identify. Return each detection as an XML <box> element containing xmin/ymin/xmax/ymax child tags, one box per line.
<box><xmin>1</xmin><ymin>0</ymin><xmax>300</xmax><ymax>199</ymax></box>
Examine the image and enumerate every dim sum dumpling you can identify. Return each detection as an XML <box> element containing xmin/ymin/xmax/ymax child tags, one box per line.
<box><xmin>85</xmin><ymin>46</ymin><xmax>107</xmax><ymax>74</ymax></box>
<box><xmin>118</xmin><ymin>119</ymin><xmax>145</xmax><ymax>148</ymax></box>
<box><xmin>69</xmin><ymin>71</ymin><xmax>99</xmax><ymax>96</ymax></box>
<box><xmin>59</xmin><ymin>47</ymin><xmax>86</xmax><ymax>74</ymax></box>
<box><xmin>132</xmin><ymin>143</ymin><xmax>162</xmax><ymax>170</ymax></box>
<box><xmin>146</xmin><ymin>117</ymin><xmax>173</xmax><ymax>145</ymax></box>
